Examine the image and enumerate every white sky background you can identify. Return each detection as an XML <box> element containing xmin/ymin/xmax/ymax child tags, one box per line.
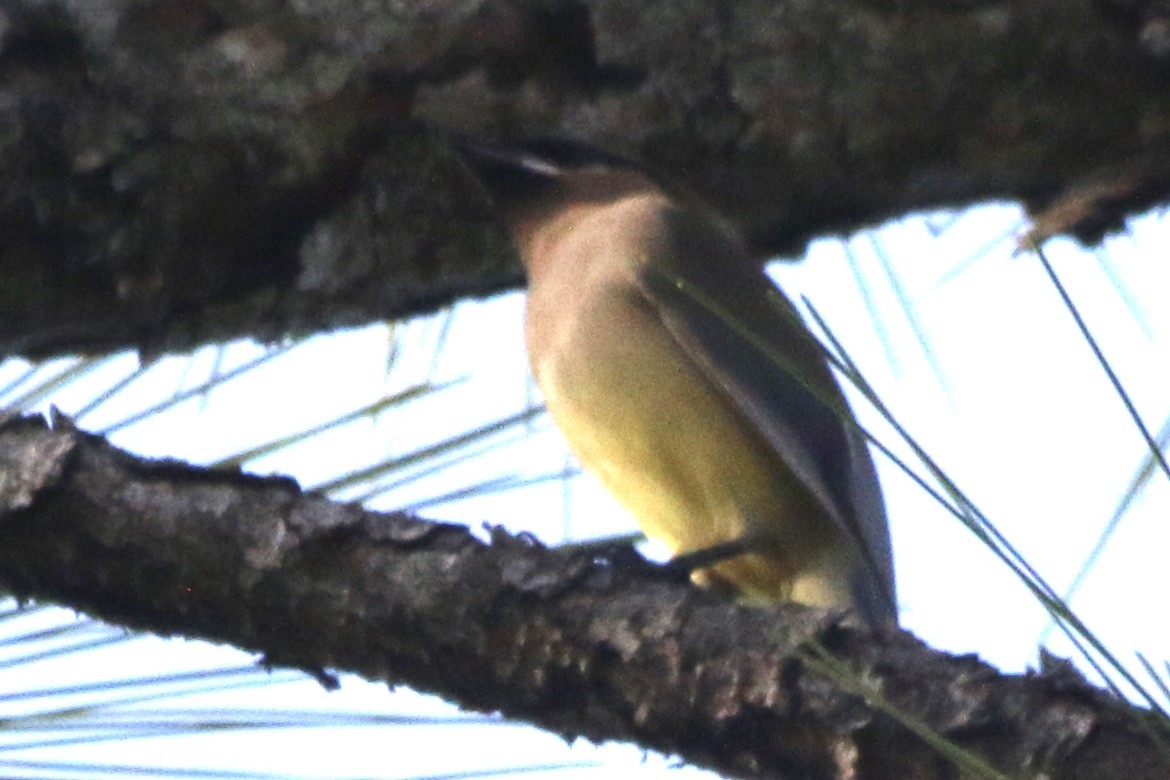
<box><xmin>1</xmin><ymin>202</ymin><xmax>1169</xmax><ymax>778</ymax></box>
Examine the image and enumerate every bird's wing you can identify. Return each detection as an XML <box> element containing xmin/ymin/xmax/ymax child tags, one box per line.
<box><xmin>636</xmin><ymin>207</ymin><xmax>896</xmax><ymax>617</ymax></box>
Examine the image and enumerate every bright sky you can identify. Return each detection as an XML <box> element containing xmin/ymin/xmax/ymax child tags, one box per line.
<box><xmin>1</xmin><ymin>202</ymin><xmax>1168</xmax><ymax>778</ymax></box>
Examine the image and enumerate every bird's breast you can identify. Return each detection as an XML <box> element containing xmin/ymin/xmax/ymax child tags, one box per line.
<box><xmin>527</xmin><ymin>277</ymin><xmax>834</xmax><ymax>575</ymax></box>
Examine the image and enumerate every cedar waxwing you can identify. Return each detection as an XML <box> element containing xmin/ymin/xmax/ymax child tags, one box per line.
<box><xmin>457</xmin><ymin>137</ymin><xmax>897</xmax><ymax>627</ymax></box>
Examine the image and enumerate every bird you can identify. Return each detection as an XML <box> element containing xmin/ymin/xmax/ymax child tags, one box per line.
<box><xmin>455</xmin><ymin>136</ymin><xmax>897</xmax><ymax>627</ymax></box>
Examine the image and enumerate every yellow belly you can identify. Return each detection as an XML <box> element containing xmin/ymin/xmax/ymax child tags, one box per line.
<box><xmin>530</xmin><ymin>285</ymin><xmax>845</xmax><ymax>605</ymax></box>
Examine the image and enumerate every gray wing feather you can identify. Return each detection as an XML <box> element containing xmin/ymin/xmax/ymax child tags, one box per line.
<box><xmin>637</xmin><ymin>209</ymin><xmax>896</xmax><ymax>622</ymax></box>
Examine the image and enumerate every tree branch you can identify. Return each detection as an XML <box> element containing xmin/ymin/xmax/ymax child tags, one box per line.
<box><xmin>0</xmin><ymin>412</ymin><xmax>1163</xmax><ymax>780</ymax></box>
<box><xmin>3</xmin><ymin>0</ymin><xmax>1170</xmax><ymax>357</ymax></box>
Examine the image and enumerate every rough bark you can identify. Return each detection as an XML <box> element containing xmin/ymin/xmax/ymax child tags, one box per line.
<box><xmin>3</xmin><ymin>0</ymin><xmax>1170</xmax><ymax>358</ymax></box>
<box><xmin>0</xmin><ymin>412</ymin><xmax>1165</xmax><ymax>780</ymax></box>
